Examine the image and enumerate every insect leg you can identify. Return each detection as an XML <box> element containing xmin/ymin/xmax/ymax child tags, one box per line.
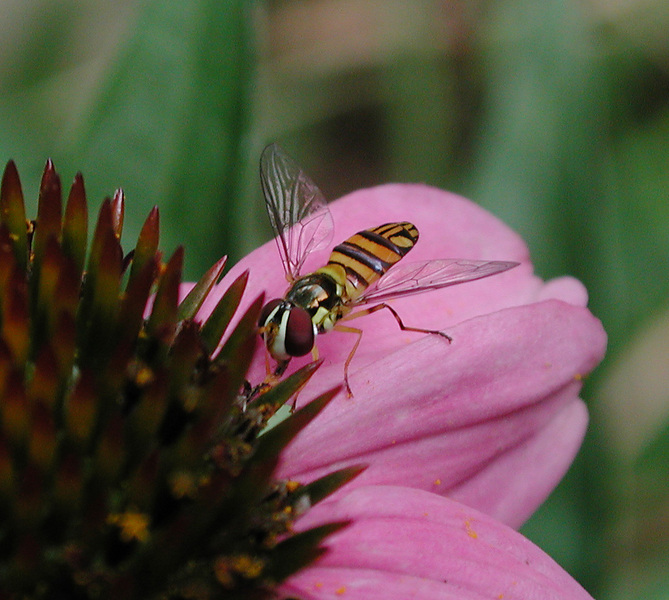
<box><xmin>331</xmin><ymin>324</ymin><xmax>364</xmax><ymax>397</ymax></box>
<box><xmin>287</xmin><ymin>345</ymin><xmax>320</xmax><ymax>411</ymax></box>
<box><xmin>334</xmin><ymin>305</ymin><xmax>451</xmax><ymax>395</ymax></box>
<box><xmin>341</xmin><ymin>303</ymin><xmax>453</xmax><ymax>341</ymax></box>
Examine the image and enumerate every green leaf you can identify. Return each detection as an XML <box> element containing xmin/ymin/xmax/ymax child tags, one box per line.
<box><xmin>266</xmin><ymin>522</ymin><xmax>349</xmax><ymax>583</ymax></box>
<box><xmin>109</xmin><ymin>189</ymin><xmax>125</xmax><ymax>241</ymax></box>
<box><xmin>250</xmin><ymin>388</ymin><xmax>339</xmax><ymax>476</ymax></box>
<box><xmin>78</xmin><ymin>200</ymin><xmax>116</xmax><ymax>343</ymax></box>
<box><xmin>85</xmin><ymin>230</ymin><xmax>123</xmax><ymax>367</ymax></box>
<box><xmin>67</xmin><ymin>0</ymin><xmax>253</xmax><ymax>279</ymax></box>
<box><xmin>128</xmin><ymin>207</ymin><xmax>160</xmax><ymax>291</ymax></box>
<box><xmin>0</xmin><ymin>161</ymin><xmax>28</xmax><ymax>272</ymax></box>
<box><xmin>3</xmin><ymin>269</ymin><xmax>30</xmax><ymax>365</ymax></box>
<box><xmin>146</xmin><ymin>247</ymin><xmax>183</xmax><ymax>349</ymax></box>
<box><xmin>61</xmin><ymin>172</ymin><xmax>89</xmax><ymax>278</ymax></box>
<box><xmin>116</xmin><ymin>256</ymin><xmax>159</xmax><ymax>361</ymax></box>
<box><xmin>32</xmin><ymin>160</ymin><xmax>63</xmax><ymax>269</ymax></box>
<box><xmin>299</xmin><ymin>465</ymin><xmax>366</xmax><ymax>507</ymax></box>
<box><xmin>199</xmin><ymin>270</ymin><xmax>248</xmax><ymax>354</ymax></box>
<box><xmin>637</xmin><ymin>417</ymin><xmax>669</xmax><ymax>471</ymax></box>
<box><xmin>252</xmin><ymin>361</ymin><xmax>323</xmax><ymax>414</ymax></box>
<box><xmin>177</xmin><ymin>256</ymin><xmax>227</xmax><ymax>322</ymax></box>
<box><xmin>213</xmin><ymin>293</ymin><xmax>263</xmax><ymax>368</ymax></box>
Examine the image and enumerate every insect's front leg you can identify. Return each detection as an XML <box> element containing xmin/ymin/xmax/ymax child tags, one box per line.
<box><xmin>247</xmin><ymin>348</ymin><xmax>290</xmax><ymax>405</ymax></box>
<box><xmin>288</xmin><ymin>346</ymin><xmax>320</xmax><ymax>411</ymax></box>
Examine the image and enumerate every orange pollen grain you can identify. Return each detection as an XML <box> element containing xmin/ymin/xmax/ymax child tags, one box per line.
<box><xmin>464</xmin><ymin>519</ymin><xmax>478</xmax><ymax>539</ymax></box>
<box><xmin>286</xmin><ymin>480</ymin><xmax>301</xmax><ymax>493</ymax></box>
<box><xmin>135</xmin><ymin>366</ymin><xmax>154</xmax><ymax>386</ymax></box>
<box><xmin>230</xmin><ymin>554</ymin><xmax>264</xmax><ymax>578</ymax></box>
<box><xmin>107</xmin><ymin>510</ymin><xmax>150</xmax><ymax>543</ymax></box>
<box><xmin>169</xmin><ymin>471</ymin><xmax>198</xmax><ymax>499</ymax></box>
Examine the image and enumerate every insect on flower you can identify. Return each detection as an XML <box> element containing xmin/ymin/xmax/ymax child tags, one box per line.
<box><xmin>258</xmin><ymin>144</ymin><xmax>519</xmax><ymax>396</ymax></box>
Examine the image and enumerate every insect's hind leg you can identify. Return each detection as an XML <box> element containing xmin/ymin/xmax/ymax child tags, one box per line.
<box><xmin>341</xmin><ymin>303</ymin><xmax>452</xmax><ymax>342</ymax></box>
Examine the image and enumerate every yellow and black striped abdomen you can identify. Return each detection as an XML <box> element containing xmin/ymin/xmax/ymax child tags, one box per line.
<box><xmin>320</xmin><ymin>222</ymin><xmax>419</xmax><ymax>300</ymax></box>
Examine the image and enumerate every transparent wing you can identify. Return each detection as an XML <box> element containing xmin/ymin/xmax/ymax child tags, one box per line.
<box><xmin>355</xmin><ymin>259</ymin><xmax>519</xmax><ymax>305</ymax></box>
<box><xmin>260</xmin><ymin>143</ymin><xmax>334</xmax><ymax>280</ymax></box>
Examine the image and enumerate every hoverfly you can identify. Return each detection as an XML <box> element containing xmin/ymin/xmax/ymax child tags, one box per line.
<box><xmin>258</xmin><ymin>144</ymin><xmax>518</xmax><ymax>396</ymax></box>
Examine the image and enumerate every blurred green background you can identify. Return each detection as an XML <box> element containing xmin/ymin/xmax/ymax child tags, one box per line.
<box><xmin>1</xmin><ymin>0</ymin><xmax>668</xmax><ymax>597</ymax></box>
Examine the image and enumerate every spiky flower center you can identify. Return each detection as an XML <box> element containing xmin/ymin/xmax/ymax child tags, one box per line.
<box><xmin>0</xmin><ymin>160</ymin><xmax>354</xmax><ymax>599</ymax></box>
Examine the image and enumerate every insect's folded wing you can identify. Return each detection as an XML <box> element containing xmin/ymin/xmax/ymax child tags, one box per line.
<box><xmin>260</xmin><ymin>143</ymin><xmax>334</xmax><ymax>279</ymax></box>
<box><xmin>356</xmin><ymin>259</ymin><xmax>519</xmax><ymax>304</ymax></box>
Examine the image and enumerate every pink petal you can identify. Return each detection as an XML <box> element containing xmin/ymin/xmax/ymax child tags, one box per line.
<box><xmin>275</xmin><ymin>299</ymin><xmax>605</xmax><ymax>526</ymax></box>
<box><xmin>448</xmin><ymin>398</ymin><xmax>588</xmax><ymax>529</ymax></box>
<box><xmin>279</xmin><ymin>486</ymin><xmax>594</xmax><ymax>600</ymax></box>
<box><xmin>203</xmin><ymin>183</ymin><xmax>533</xmax><ymax>364</ymax></box>
<box><xmin>206</xmin><ymin>184</ymin><xmax>589</xmax><ymax>390</ymax></box>
<box><xmin>536</xmin><ymin>276</ymin><xmax>589</xmax><ymax>306</ymax></box>
<box><xmin>201</xmin><ymin>183</ymin><xmax>606</xmax><ymax>526</ymax></box>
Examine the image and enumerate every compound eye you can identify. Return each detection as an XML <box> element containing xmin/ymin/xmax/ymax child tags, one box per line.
<box><xmin>259</xmin><ymin>298</ymin><xmax>283</xmax><ymax>328</ymax></box>
<box><xmin>284</xmin><ymin>306</ymin><xmax>315</xmax><ymax>357</ymax></box>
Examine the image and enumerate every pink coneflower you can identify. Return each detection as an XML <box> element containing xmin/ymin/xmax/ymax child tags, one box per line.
<box><xmin>1</xmin><ymin>156</ymin><xmax>604</xmax><ymax>599</ymax></box>
<box><xmin>211</xmin><ymin>183</ymin><xmax>606</xmax><ymax>529</ymax></box>
<box><xmin>200</xmin><ymin>181</ymin><xmax>606</xmax><ymax>599</ymax></box>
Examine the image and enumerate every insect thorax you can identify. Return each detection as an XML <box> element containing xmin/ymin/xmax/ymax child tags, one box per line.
<box><xmin>285</xmin><ymin>272</ymin><xmax>348</xmax><ymax>332</ymax></box>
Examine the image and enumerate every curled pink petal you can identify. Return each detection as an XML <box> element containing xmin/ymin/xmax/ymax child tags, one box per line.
<box><xmin>279</xmin><ymin>486</ymin><xmax>594</xmax><ymax>600</ymax></box>
<box><xmin>275</xmin><ymin>299</ymin><xmax>604</xmax><ymax>525</ymax></box>
<box><xmin>448</xmin><ymin>398</ymin><xmax>589</xmax><ymax>528</ymax></box>
<box><xmin>536</xmin><ymin>276</ymin><xmax>589</xmax><ymax>305</ymax></box>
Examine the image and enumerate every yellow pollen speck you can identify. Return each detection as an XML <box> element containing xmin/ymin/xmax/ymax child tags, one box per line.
<box><xmin>434</xmin><ymin>479</ymin><xmax>441</xmax><ymax>486</ymax></box>
<box><xmin>169</xmin><ymin>470</ymin><xmax>198</xmax><ymax>499</ymax></box>
<box><xmin>315</xmin><ymin>582</ymin><xmax>324</xmax><ymax>589</ymax></box>
<box><xmin>464</xmin><ymin>519</ymin><xmax>478</xmax><ymax>539</ymax></box>
<box><xmin>231</xmin><ymin>554</ymin><xmax>264</xmax><ymax>578</ymax></box>
<box><xmin>214</xmin><ymin>560</ymin><xmax>234</xmax><ymax>588</ymax></box>
<box><xmin>214</xmin><ymin>554</ymin><xmax>265</xmax><ymax>586</ymax></box>
<box><xmin>573</xmin><ymin>373</ymin><xmax>583</xmax><ymax>381</ymax></box>
<box><xmin>135</xmin><ymin>366</ymin><xmax>154</xmax><ymax>386</ymax></box>
<box><xmin>107</xmin><ymin>510</ymin><xmax>150</xmax><ymax>543</ymax></box>
<box><xmin>336</xmin><ymin>586</ymin><xmax>347</xmax><ymax>595</ymax></box>
<box><xmin>286</xmin><ymin>480</ymin><xmax>301</xmax><ymax>493</ymax></box>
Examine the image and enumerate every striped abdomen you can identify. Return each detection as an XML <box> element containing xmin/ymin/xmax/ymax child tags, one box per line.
<box><xmin>319</xmin><ymin>222</ymin><xmax>419</xmax><ymax>301</ymax></box>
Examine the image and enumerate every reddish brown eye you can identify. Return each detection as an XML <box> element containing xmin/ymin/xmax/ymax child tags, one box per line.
<box><xmin>285</xmin><ymin>307</ymin><xmax>314</xmax><ymax>356</ymax></box>
<box><xmin>259</xmin><ymin>298</ymin><xmax>283</xmax><ymax>328</ymax></box>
